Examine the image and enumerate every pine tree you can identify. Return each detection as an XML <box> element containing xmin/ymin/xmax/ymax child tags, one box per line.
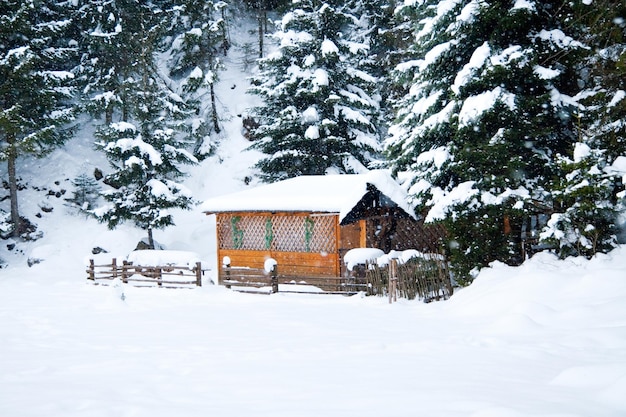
<box><xmin>242</xmin><ymin>0</ymin><xmax>291</xmax><ymax>58</ymax></box>
<box><xmin>164</xmin><ymin>0</ymin><xmax>229</xmax><ymax>158</ymax></box>
<box><xmin>248</xmin><ymin>0</ymin><xmax>382</xmax><ymax>182</ymax></box>
<box><xmin>81</xmin><ymin>1</ymin><xmax>197</xmax><ymax>247</ymax></box>
<box><xmin>544</xmin><ymin>0</ymin><xmax>626</xmax><ymax>256</ymax></box>
<box><xmin>580</xmin><ymin>0</ymin><xmax>626</xmax><ymax>164</ymax></box>
<box><xmin>0</xmin><ymin>0</ymin><xmax>78</xmax><ymax>237</ymax></box>
<box><xmin>69</xmin><ymin>173</ymin><xmax>101</xmax><ymax>210</ymax></box>
<box><xmin>541</xmin><ymin>142</ymin><xmax>621</xmax><ymax>257</ymax></box>
<box><xmin>76</xmin><ymin>0</ymin><xmax>143</xmax><ymax>124</ymax></box>
<box><xmin>95</xmin><ymin>121</ymin><xmax>196</xmax><ymax>248</ymax></box>
<box><xmin>385</xmin><ymin>0</ymin><xmax>589</xmax><ymax>280</ymax></box>
<box><xmin>344</xmin><ymin>0</ymin><xmax>400</xmax><ymax>138</ymax></box>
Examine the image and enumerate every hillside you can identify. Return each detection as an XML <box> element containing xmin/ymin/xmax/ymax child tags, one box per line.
<box><xmin>0</xmin><ymin>6</ymin><xmax>625</xmax><ymax>417</ymax></box>
<box><xmin>0</xmin><ymin>10</ymin><xmax>264</xmax><ymax>271</ymax></box>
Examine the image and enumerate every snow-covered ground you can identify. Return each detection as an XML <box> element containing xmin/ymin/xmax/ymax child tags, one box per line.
<box><xmin>1</xmin><ymin>241</ymin><xmax>625</xmax><ymax>416</ymax></box>
<box><xmin>1</xmin><ymin>9</ymin><xmax>626</xmax><ymax>417</ymax></box>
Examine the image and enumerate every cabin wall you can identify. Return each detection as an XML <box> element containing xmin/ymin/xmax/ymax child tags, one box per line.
<box><xmin>338</xmin><ymin>220</ymin><xmax>366</xmax><ymax>277</ymax></box>
<box><xmin>214</xmin><ymin>211</ymin><xmax>445</xmax><ymax>281</ymax></box>
<box><xmin>219</xmin><ymin>249</ymin><xmax>339</xmax><ymax>277</ymax></box>
<box><xmin>216</xmin><ymin>212</ymin><xmax>342</xmax><ymax>278</ymax></box>
<box><xmin>364</xmin><ymin>215</ymin><xmax>445</xmax><ymax>253</ymax></box>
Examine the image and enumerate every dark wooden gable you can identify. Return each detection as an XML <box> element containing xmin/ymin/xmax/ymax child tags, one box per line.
<box><xmin>341</xmin><ymin>184</ymin><xmax>413</xmax><ymax>225</ymax></box>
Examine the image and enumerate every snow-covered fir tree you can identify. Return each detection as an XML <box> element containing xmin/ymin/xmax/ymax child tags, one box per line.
<box><xmin>0</xmin><ymin>0</ymin><xmax>78</xmax><ymax>238</ymax></box>
<box><xmin>164</xmin><ymin>0</ymin><xmax>229</xmax><ymax>157</ymax></box>
<box><xmin>76</xmin><ymin>0</ymin><xmax>143</xmax><ymax>124</ymax></box>
<box><xmin>248</xmin><ymin>0</ymin><xmax>382</xmax><ymax>182</ymax></box>
<box><xmin>541</xmin><ymin>142</ymin><xmax>621</xmax><ymax>257</ymax></box>
<box><xmin>69</xmin><ymin>173</ymin><xmax>101</xmax><ymax>211</ymax></box>
<box><xmin>385</xmin><ymin>0</ymin><xmax>589</xmax><ymax>280</ymax></box>
<box><xmin>580</xmin><ymin>0</ymin><xmax>626</xmax><ymax>165</ymax></box>
<box><xmin>242</xmin><ymin>0</ymin><xmax>291</xmax><ymax>58</ymax></box>
<box><xmin>81</xmin><ymin>0</ymin><xmax>197</xmax><ymax>247</ymax></box>
<box><xmin>341</xmin><ymin>0</ymin><xmax>398</xmax><ymax>75</ymax></box>
<box><xmin>544</xmin><ymin>0</ymin><xmax>626</xmax><ymax>257</ymax></box>
<box><xmin>344</xmin><ymin>0</ymin><xmax>401</xmax><ymax>135</ymax></box>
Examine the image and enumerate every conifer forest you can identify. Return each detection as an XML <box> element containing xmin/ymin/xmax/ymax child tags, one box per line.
<box><xmin>1</xmin><ymin>0</ymin><xmax>625</xmax><ymax>281</ymax></box>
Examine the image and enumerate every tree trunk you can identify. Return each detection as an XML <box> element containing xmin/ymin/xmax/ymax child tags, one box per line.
<box><xmin>257</xmin><ymin>5</ymin><xmax>264</xmax><ymax>58</ymax></box>
<box><xmin>7</xmin><ymin>134</ymin><xmax>21</xmax><ymax>237</ymax></box>
<box><xmin>105</xmin><ymin>104</ymin><xmax>113</xmax><ymax>125</ymax></box>
<box><xmin>147</xmin><ymin>228</ymin><xmax>154</xmax><ymax>249</ymax></box>
<box><xmin>221</xmin><ymin>7</ymin><xmax>229</xmax><ymax>56</ymax></box>
<box><xmin>122</xmin><ymin>99</ymin><xmax>129</xmax><ymax>122</ymax></box>
<box><xmin>210</xmin><ymin>83</ymin><xmax>220</xmax><ymax>133</ymax></box>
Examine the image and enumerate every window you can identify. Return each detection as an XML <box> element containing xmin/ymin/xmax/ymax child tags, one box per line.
<box><xmin>219</xmin><ymin>214</ymin><xmax>336</xmax><ymax>253</ymax></box>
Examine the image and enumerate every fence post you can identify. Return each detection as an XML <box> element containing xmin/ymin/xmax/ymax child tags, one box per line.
<box><xmin>389</xmin><ymin>258</ymin><xmax>398</xmax><ymax>304</ymax></box>
<box><xmin>348</xmin><ymin>268</ymin><xmax>355</xmax><ymax>294</ymax></box>
<box><xmin>112</xmin><ymin>258</ymin><xmax>117</xmax><ymax>280</ymax></box>
<box><xmin>223</xmin><ymin>260</ymin><xmax>231</xmax><ymax>289</ymax></box>
<box><xmin>439</xmin><ymin>253</ymin><xmax>453</xmax><ymax>300</ymax></box>
<box><xmin>88</xmin><ymin>259</ymin><xmax>95</xmax><ymax>281</ymax></box>
<box><xmin>195</xmin><ymin>262</ymin><xmax>202</xmax><ymax>287</ymax></box>
<box><xmin>271</xmin><ymin>263</ymin><xmax>278</xmax><ymax>294</ymax></box>
<box><xmin>122</xmin><ymin>261</ymin><xmax>129</xmax><ymax>284</ymax></box>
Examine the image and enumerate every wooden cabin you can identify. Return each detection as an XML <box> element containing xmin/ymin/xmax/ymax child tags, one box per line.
<box><xmin>201</xmin><ymin>171</ymin><xmax>444</xmax><ymax>281</ymax></box>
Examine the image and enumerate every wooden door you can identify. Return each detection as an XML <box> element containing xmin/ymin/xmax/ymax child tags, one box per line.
<box><xmin>338</xmin><ymin>220</ymin><xmax>365</xmax><ymax>276</ymax></box>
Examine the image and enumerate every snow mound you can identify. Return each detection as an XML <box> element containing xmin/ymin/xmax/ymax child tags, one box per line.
<box><xmin>126</xmin><ymin>250</ymin><xmax>202</xmax><ymax>269</ymax></box>
<box><xmin>343</xmin><ymin>248</ymin><xmax>384</xmax><ymax>270</ymax></box>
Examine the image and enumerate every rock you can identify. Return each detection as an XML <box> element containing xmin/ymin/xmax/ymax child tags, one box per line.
<box><xmin>135</xmin><ymin>240</ymin><xmax>153</xmax><ymax>251</ymax></box>
<box><xmin>27</xmin><ymin>257</ymin><xmax>42</xmax><ymax>267</ymax></box>
<box><xmin>92</xmin><ymin>246</ymin><xmax>108</xmax><ymax>255</ymax></box>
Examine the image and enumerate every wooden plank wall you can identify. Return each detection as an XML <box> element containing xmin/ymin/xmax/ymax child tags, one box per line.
<box><xmin>366</xmin><ymin>216</ymin><xmax>446</xmax><ymax>253</ymax></box>
<box><xmin>216</xmin><ymin>212</ymin><xmax>343</xmax><ymax>280</ymax></box>
<box><xmin>218</xmin><ymin>249</ymin><xmax>340</xmax><ymax>279</ymax></box>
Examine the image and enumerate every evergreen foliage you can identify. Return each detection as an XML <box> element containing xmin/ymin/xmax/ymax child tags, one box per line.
<box><xmin>344</xmin><ymin>0</ymin><xmax>400</xmax><ymax>135</ymax></box>
<box><xmin>248</xmin><ymin>0</ymin><xmax>382</xmax><ymax>182</ymax></box>
<box><xmin>69</xmin><ymin>173</ymin><xmax>101</xmax><ymax>210</ymax></box>
<box><xmin>1</xmin><ymin>0</ymin><xmax>624</xmax><ymax>276</ymax></box>
<box><xmin>541</xmin><ymin>143</ymin><xmax>621</xmax><ymax>258</ymax></box>
<box><xmin>385</xmin><ymin>0</ymin><xmax>591</xmax><ymax>280</ymax></box>
<box><xmin>81</xmin><ymin>0</ymin><xmax>197</xmax><ymax>247</ymax></box>
<box><xmin>95</xmin><ymin>121</ymin><xmax>196</xmax><ymax>247</ymax></box>
<box><xmin>242</xmin><ymin>0</ymin><xmax>291</xmax><ymax>58</ymax></box>
<box><xmin>0</xmin><ymin>0</ymin><xmax>78</xmax><ymax>237</ymax></box>
<box><xmin>544</xmin><ymin>0</ymin><xmax>626</xmax><ymax>257</ymax></box>
<box><xmin>164</xmin><ymin>0</ymin><xmax>229</xmax><ymax>158</ymax></box>
<box><xmin>76</xmin><ymin>0</ymin><xmax>145</xmax><ymax>124</ymax></box>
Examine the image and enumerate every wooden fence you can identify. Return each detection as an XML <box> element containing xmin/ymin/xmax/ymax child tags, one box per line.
<box><xmin>364</xmin><ymin>255</ymin><xmax>452</xmax><ymax>303</ymax></box>
<box><xmin>220</xmin><ymin>262</ymin><xmax>368</xmax><ymax>295</ymax></box>
<box><xmin>86</xmin><ymin>258</ymin><xmax>204</xmax><ymax>288</ymax></box>
<box><xmin>221</xmin><ymin>255</ymin><xmax>452</xmax><ymax>302</ymax></box>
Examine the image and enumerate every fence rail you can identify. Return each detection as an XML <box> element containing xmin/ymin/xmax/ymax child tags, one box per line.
<box><xmin>220</xmin><ymin>264</ymin><xmax>367</xmax><ymax>295</ymax></box>
<box><xmin>87</xmin><ymin>258</ymin><xmax>204</xmax><ymax>288</ymax></box>
<box><xmin>365</xmin><ymin>255</ymin><xmax>452</xmax><ymax>303</ymax></box>
<box><xmin>221</xmin><ymin>254</ymin><xmax>452</xmax><ymax>302</ymax></box>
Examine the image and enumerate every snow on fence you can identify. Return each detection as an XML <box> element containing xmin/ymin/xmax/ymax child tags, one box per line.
<box><xmin>345</xmin><ymin>248</ymin><xmax>452</xmax><ymax>303</ymax></box>
<box><xmin>220</xmin><ymin>249</ymin><xmax>452</xmax><ymax>302</ymax></box>
<box><xmin>220</xmin><ymin>257</ymin><xmax>368</xmax><ymax>295</ymax></box>
<box><xmin>362</xmin><ymin>253</ymin><xmax>452</xmax><ymax>303</ymax></box>
<box><xmin>86</xmin><ymin>251</ymin><xmax>206</xmax><ymax>288</ymax></box>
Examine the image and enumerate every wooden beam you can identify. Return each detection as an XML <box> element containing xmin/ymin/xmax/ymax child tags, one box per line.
<box><xmin>359</xmin><ymin>219</ymin><xmax>367</xmax><ymax>248</ymax></box>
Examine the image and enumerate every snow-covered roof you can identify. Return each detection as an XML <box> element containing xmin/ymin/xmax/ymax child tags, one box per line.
<box><xmin>200</xmin><ymin>170</ymin><xmax>416</xmax><ymax>222</ymax></box>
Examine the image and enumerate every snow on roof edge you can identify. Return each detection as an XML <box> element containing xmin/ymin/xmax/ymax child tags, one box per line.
<box><xmin>200</xmin><ymin>170</ymin><xmax>416</xmax><ymax>222</ymax></box>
